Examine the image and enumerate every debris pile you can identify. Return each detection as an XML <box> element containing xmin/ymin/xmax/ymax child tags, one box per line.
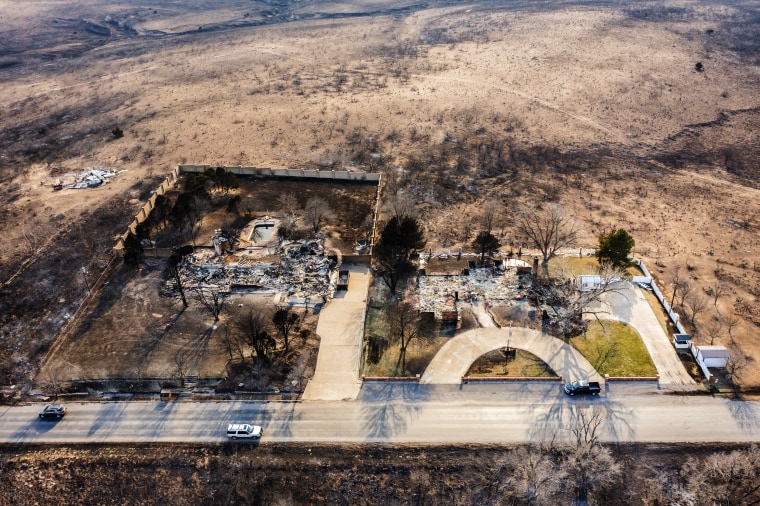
<box><xmin>354</xmin><ymin>239</ymin><xmax>370</xmax><ymax>254</ymax></box>
<box><xmin>54</xmin><ymin>167</ymin><xmax>122</xmax><ymax>190</ymax></box>
<box><xmin>416</xmin><ymin>267</ymin><xmax>527</xmax><ymax>318</ymax></box>
<box><xmin>173</xmin><ymin>238</ymin><xmax>337</xmax><ymax>301</ymax></box>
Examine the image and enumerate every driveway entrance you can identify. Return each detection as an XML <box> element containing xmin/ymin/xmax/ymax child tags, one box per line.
<box><xmin>302</xmin><ymin>264</ymin><xmax>369</xmax><ymax>401</ymax></box>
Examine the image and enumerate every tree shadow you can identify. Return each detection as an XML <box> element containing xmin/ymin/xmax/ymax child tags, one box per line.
<box><xmin>85</xmin><ymin>401</ymin><xmax>136</xmax><ymax>438</ymax></box>
<box><xmin>527</xmin><ymin>392</ymin><xmax>637</xmax><ymax>444</ymax></box>
<box><xmin>727</xmin><ymin>397</ymin><xmax>760</xmax><ymax>435</ymax></box>
<box><xmin>131</xmin><ymin>306</ymin><xmax>188</xmax><ymax>366</ymax></box>
<box><xmin>266</xmin><ymin>401</ymin><xmax>301</xmax><ymax>438</ymax></box>
<box><xmin>176</xmin><ymin>323</ymin><xmax>216</xmax><ymax>375</ymax></box>
<box><xmin>360</xmin><ymin>382</ymin><xmax>430</xmax><ymax>440</ymax></box>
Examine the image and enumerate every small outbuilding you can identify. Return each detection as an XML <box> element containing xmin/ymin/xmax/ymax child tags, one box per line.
<box><xmin>673</xmin><ymin>333</ymin><xmax>692</xmax><ymax>349</ymax></box>
<box><xmin>691</xmin><ymin>344</ymin><xmax>731</xmax><ymax>383</ymax></box>
<box><xmin>694</xmin><ymin>345</ymin><xmax>731</xmax><ymax>368</ymax></box>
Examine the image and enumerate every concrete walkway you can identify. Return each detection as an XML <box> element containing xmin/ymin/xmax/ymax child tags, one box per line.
<box><xmin>420</xmin><ymin>327</ymin><xmax>603</xmax><ymax>384</ymax></box>
<box><xmin>469</xmin><ymin>300</ymin><xmax>496</xmax><ymax>328</ymax></box>
<box><xmin>302</xmin><ymin>264</ymin><xmax>369</xmax><ymax>401</ymax></box>
<box><xmin>593</xmin><ymin>282</ymin><xmax>695</xmax><ymax>390</ymax></box>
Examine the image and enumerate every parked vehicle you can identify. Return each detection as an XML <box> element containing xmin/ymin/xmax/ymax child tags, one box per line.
<box><xmin>38</xmin><ymin>404</ymin><xmax>66</xmax><ymax>420</ymax></box>
<box><xmin>226</xmin><ymin>423</ymin><xmax>262</xmax><ymax>439</ymax></box>
<box><xmin>564</xmin><ymin>381</ymin><xmax>601</xmax><ymax>396</ymax></box>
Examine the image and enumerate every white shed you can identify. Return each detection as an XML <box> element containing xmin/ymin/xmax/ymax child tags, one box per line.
<box><xmin>694</xmin><ymin>345</ymin><xmax>730</xmax><ymax>368</ymax></box>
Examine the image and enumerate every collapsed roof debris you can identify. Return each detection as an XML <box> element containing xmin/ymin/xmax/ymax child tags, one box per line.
<box><xmin>169</xmin><ymin>237</ymin><xmax>338</xmax><ymax>302</ymax></box>
<box><xmin>416</xmin><ymin>259</ymin><xmax>532</xmax><ymax>318</ymax></box>
<box><xmin>52</xmin><ymin>167</ymin><xmax>124</xmax><ymax>190</ymax></box>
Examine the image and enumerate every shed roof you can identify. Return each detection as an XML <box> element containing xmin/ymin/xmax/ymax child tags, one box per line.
<box><xmin>696</xmin><ymin>345</ymin><xmax>730</xmax><ymax>359</ymax></box>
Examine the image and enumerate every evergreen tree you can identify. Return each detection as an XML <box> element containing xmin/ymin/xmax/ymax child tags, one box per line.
<box><xmin>597</xmin><ymin>229</ymin><xmax>635</xmax><ymax>268</ymax></box>
<box><xmin>472</xmin><ymin>230</ymin><xmax>501</xmax><ymax>263</ymax></box>
<box><xmin>374</xmin><ymin>216</ymin><xmax>426</xmax><ymax>294</ymax></box>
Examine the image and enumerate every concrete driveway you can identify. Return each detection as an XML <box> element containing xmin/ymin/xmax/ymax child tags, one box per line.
<box><xmin>420</xmin><ymin>326</ymin><xmax>603</xmax><ymax>384</ymax></box>
<box><xmin>592</xmin><ymin>281</ymin><xmax>695</xmax><ymax>390</ymax></box>
<box><xmin>302</xmin><ymin>264</ymin><xmax>369</xmax><ymax>401</ymax></box>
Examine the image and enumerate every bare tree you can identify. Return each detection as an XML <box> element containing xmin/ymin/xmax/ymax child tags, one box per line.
<box><xmin>278</xmin><ymin>193</ymin><xmax>300</xmax><ymax>226</ymax></box>
<box><xmin>235</xmin><ymin>306</ymin><xmax>275</xmax><ymax>361</ymax></box>
<box><xmin>517</xmin><ymin>205</ymin><xmax>579</xmax><ymax>274</ymax></box>
<box><xmin>668</xmin><ymin>266</ymin><xmax>684</xmax><ymax>308</ymax></box>
<box><xmin>507</xmin><ymin>446</ymin><xmax>565</xmax><ymax>505</ymax></box>
<box><xmin>709</xmin><ymin>280</ymin><xmax>729</xmax><ymax>306</ymax></box>
<box><xmin>164</xmin><ymin>254</ymin><xmax>189</xmax><ymax>307</ymax></box>
<box><xmin>382</xmin><ymin>191</ymin><xmax>418</xmax><ymax>221</ymax></box>
<box><xmin>361</xmin><ymin>213</ymin><xmax>375</xmax><ymax>240</ymax></box>
<box><xmin>567</xmin><ymin>406</ymin><xmax>604</xmax><ymax>447</ymax></box>
<box><xmin>724</xmin><ymin>344</ymin><xmax>749</xmax><ymax>388</ymax></box>
<box><xmin>480</xmin><ymin>199</ymin><xmax>501</xmax><ymax>234</ymax></box>
<box><xmin>719</xmin><ymin>309</ymin><xmax>741</xmax><ymax>341</ymax></box>
<box><xmin>39</xmin><ymin>366</ymin><xmax>67</xmax><ymax>401</ymax></box>
<box><xmin>272</xmin><ymin>305</ymin><xmax>300</xmax><ymax>353</ymax></box>
<box><xmin>684</xmin><ymin>291</ymin><xmax>710</xmax><ymax>325</ymax></box>
<box><xmin>561</xmin><ymin>406</ymin><xmax>621</xmax><ymax>505</ymax></box>
<box><xmin>681</xmin><ymin>446</ymin><xmax>760</xmax><ymax>504</ymax></box>
<box><xmin>700</xmin><ymin>315</ymin><xmax>725</xmax><ymax>345</ymax></box>
<box><xmin>533</xmin><ymin>263</ymin><xmax>629</xmax><ymax>338</ymax></box>
<box><xmin>193</xmin><ymin>285</ymin><xmax>227</xmax><ymax>321</ymax></box>
<box><xmin>220</xmin><ymin>324</ymin><xmax>246</xmax><ymax>362</ymax></box>
<box><xmin>303</xmin><ymin>196</ymin><xmax>332</xmax><ymax>234</ymax></box>
<box><xmin>173</xmin><ymin>351</ymin><xmax>189</xmax><ymax>388</ymax></box>
<box><xmin>676</xmin><ymin>280</ymin><xmax>694</xmax><ymax>309</ymax></box>
<box><xmin>389</xmin><ymin>300</ymin><xmax>421</xmax><ymax>375</ymax></box>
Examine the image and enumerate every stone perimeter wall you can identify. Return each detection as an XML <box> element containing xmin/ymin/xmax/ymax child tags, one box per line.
<box><xmin>178</xmin><ymin>164</ymin><xmax>382</xmax><ymax>182</ymax></box>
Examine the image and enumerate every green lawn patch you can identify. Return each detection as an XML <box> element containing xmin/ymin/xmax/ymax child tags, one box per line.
<box><xmin>570</xmin><ymin>320</ymin><xmax>657</xmax><ymax>377</ymax></box>
<box><xmin>466</xmin><ymin>349</ymin><xmax>558</xmax><ymax>377</ymax></box>
<box><xmin>548</xmin><ymin>256</ymin><xmax>600</xmax><ymax>277</ymax></box>
<box><xmin>547</xmin><ymin>256</ymin><xmax>643</xmax><ymax>278</ymax></box>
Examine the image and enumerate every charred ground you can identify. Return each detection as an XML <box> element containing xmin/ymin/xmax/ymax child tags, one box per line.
<box><xmin>1</xmin><ymin>442</ymin><xmax>759</xmax><ymax>505</ymax></box>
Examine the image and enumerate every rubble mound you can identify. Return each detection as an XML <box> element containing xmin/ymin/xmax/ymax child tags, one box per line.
<box><xmin>171</xmin><ymin>238</ymin><xmax>339</xmax><ymax>301</ymax></box>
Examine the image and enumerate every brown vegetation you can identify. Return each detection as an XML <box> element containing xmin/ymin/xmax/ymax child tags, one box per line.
<box><xmin>0</xmin><ymin>1</ymin><xmax>759</xmax><ymax>388</ymax></box>
<box><xmin>2</xmin><ymin>442</ymin><xmax>760</xmax><ymax>505</ymax></box>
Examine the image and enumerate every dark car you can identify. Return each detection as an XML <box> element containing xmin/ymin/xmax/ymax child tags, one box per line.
<box><xmin>38</xmin><ymin>404</ymin><xmax>66</xmax><ymax>420</ymax></box>
<box><xmin>563</xmin><ymin>381</ymin><xmax>601</xmax><ymax>396</ymax></box>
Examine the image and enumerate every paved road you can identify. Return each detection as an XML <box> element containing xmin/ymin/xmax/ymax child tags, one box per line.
<box><xmin>420</xmin><ymin>327</ymin><xmax>603</xmax><ymax>384</ymax></box>
<box><xmin>302</xmin><ymin>264</ymin><xmax>369</xmax><ymax>401</ymax></box>
<box><xmin>5</xmin><ymin>385</ymin><xmax>760</xmax><ymax>444</ymax></box>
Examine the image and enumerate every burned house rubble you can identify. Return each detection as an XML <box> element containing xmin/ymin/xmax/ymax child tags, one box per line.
<box><xmin>170</xmin><ymin>238</ymin><xmax>339</xmax><ymax>302</ymax></box>
<box><xmin>416</xmin><ymin>256</ymin><xmax>533</xmax><ymax>319</ymax></box>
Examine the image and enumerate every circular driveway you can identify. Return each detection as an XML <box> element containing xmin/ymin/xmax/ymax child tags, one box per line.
<box><xmin>591</xmin><ymin>281</ymin><xmax>695</xmax><ymax>388</ymax></box>
<box><xmin>420</xmin><ymin>326</ymin><xmax>603</xmax><ymax>384</ymax></box>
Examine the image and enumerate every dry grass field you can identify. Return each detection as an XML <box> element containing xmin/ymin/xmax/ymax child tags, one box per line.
<box><xmin>2</xmin><ymin>442</ymin><xmax>758</xmax><ymax>505</ymax></box>
<box><xmin>0</xmin><ymin>0</ymin><xmax>759</xmax><ymax>393</ymax></box>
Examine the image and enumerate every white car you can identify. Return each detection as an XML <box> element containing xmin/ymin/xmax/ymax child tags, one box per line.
<box><xmin>226</xmin><ymin>423</ymin><xmax>262</xmax><ymax>439</ymax></box>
